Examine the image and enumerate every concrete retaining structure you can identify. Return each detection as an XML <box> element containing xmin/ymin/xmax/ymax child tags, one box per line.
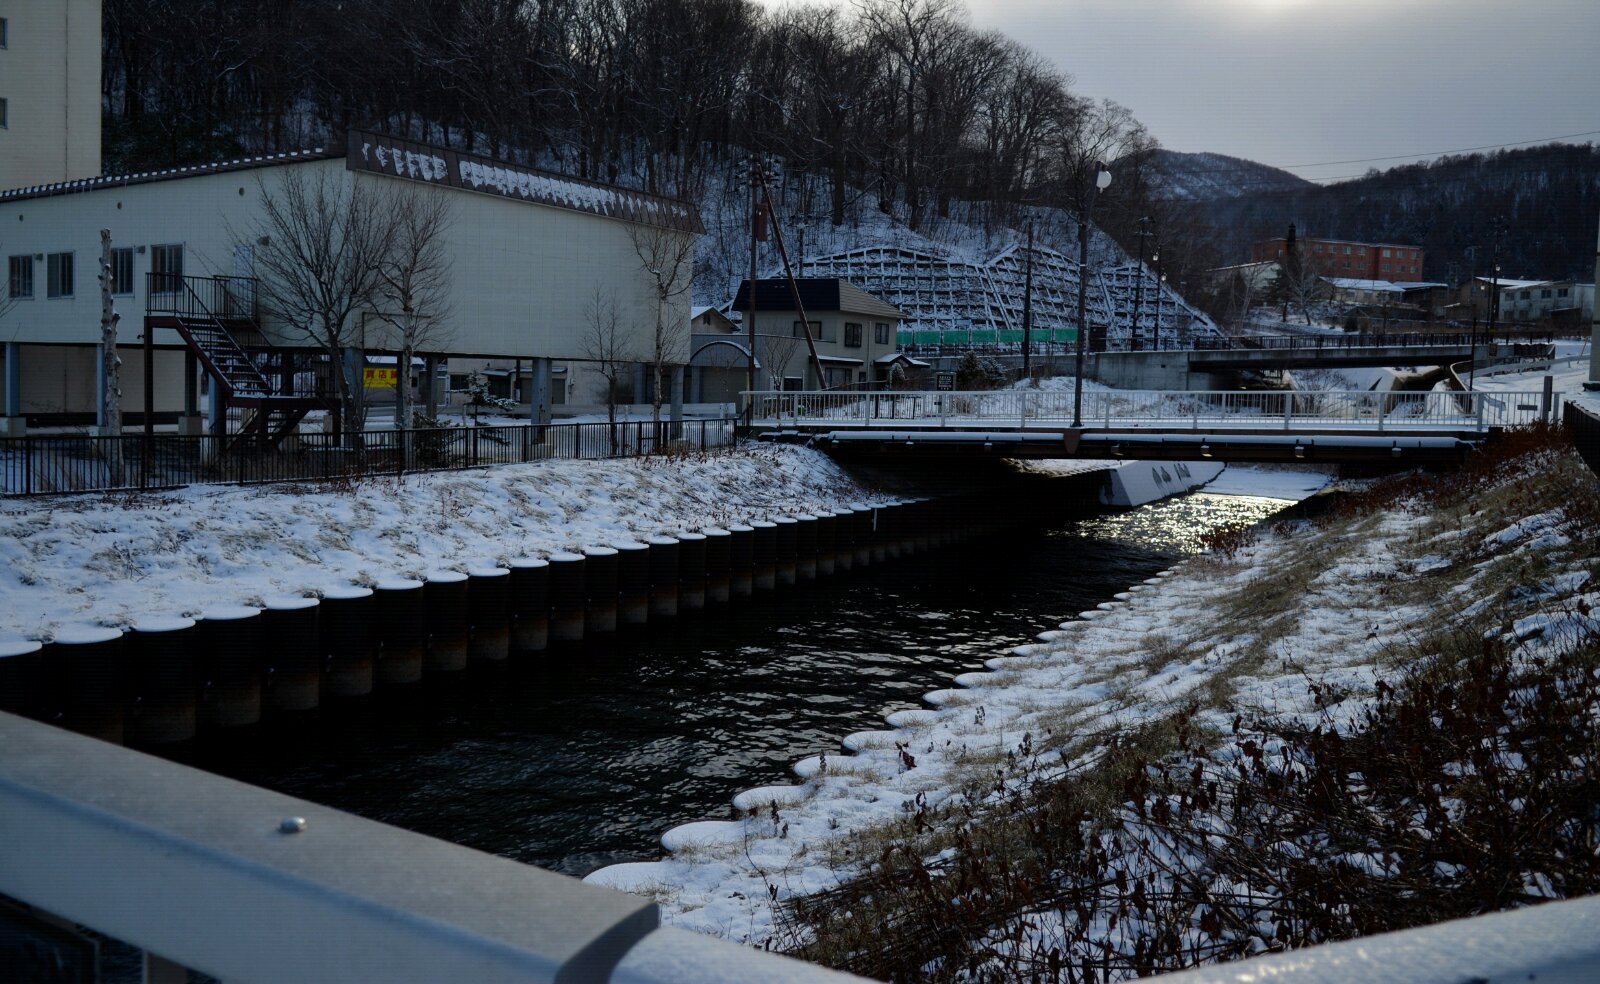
<box><xmin>0</xmin><ymin>638</ymin><xmax>43</xmax><ymax>719</ymax></box>
<box><xmin>127</xmin><ymin>616</ymin><xmax>198</xmax><ymax>745</ymax></box>
<box><xmin>583</xmin><ymin>548</ymin><xmax>621</xmax><ymax>634</ymax></box>
<box><xmin>614</xmin><ymin>542</ymin><xmax>651</xmax><ymax>626</ymax></box>
<box><xmin>727</xmin><ymin>524</ymin><xmax>756</xmax><ymax>597</ymax></box>
<box><xmin>677</xmin><ymin>532</ymin><xmax>708</xmax><ymax>611</ymax></box>
<box><xmin>197</xmin><ymin>606</ymin><xmax>263</xmax><ymax>728</ymax></box>
<box><xmin>750</xmin><ymin>520</ymin><xmax>778</xmax><ymax>591</ymax></box>
<box><xmin>647</xmin><ymin>536</ymin><xmax>680</xmax><ymax>618</ymax></box>
<box><xmin>320</xmin><ymin>586</ymin><xmax>375</xmax><ymax>698</ymax></box>
<box><xmin>794</xmin><ymin>515</ymin><xmax>819</xmax><ymax>581</ymax></box>
<box><xmin>467</xmin><ymin>566</ymin><xmax>512</xmax><ymax>662</ymax></box>
<box><xmin>549</xmin><ymin>553</ymin><xmax>587</xmax><ymax>643</ymax></box>
<box><xmin>509</xmin><ymin>559</ymin><xmax>550</xmax><ymax>653</ymax></box>
<box><xmin>262</xmin><ymin>596</ymin><xmax>321</xmax><ymax>712</ymax></box>
<box><xmin>51</xmin><ymin>625</ymin><xmax>125</xmax><ymax>744</ymax></box>
<box><xmin>374</xmin><ymin>578</ymin><xmax>426</xmax><ymax>685</ymax></box>
<box><xmin>424</xmin><ymin>572</ymin><xmax>471</xmax><ymax>673</ymax></box>
<box><xmin>703</xmin><ymin>528</ymin><xmax>732</xmax><ymax>604</ymax></box>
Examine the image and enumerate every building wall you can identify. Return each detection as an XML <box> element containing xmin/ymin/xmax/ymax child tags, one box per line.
<box><xmin>0</xmin><ymin>344</ymin><xmax>189</xmax><ymax>417</ymax></box>
<box><xmin>0</xmin><ymin>158</ymin><xmax>684</xmax><ymax>363</ymax></box>
<box><xmin>763</xmin><ymin>310</ymin><xmax>901</xmax><ymax>387</ymax></box>
<box><xmin>0</xmin><ymin>0</ymin><xmax>101</xmax><ymax>189</ymax></box>
<box><xmin>1252</xmin><ymin>238</ymin><xmax>1424</xmax><ymax>280</ymax></box>
<box><xmin>1499</xmin><ymin>281</ymin><xmax>1595</xmax><ymax>323</ymax></box>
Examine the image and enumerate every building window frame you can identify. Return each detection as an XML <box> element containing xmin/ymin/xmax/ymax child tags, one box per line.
<box><xmin>0</xmin><ymin>17</ymin><xmax>8</xmax><ymax>49</ymax></box>
<box><xmin>843</xmin><ymin>322</ymin><xmax>863</xmax><ymax>347</ymax></box>
<box><xmin>46</xmin><ymin>252</ymin><xmax>75</xmax><ymax>299</ymax></box>
<box><xmin>0</xmin><ymin>97</ymin><xmax>8</xmax><ymax>129</ymax></box>
<box><xmin>7</xmin><ymin>255</ymin><xmax>33</xmax><ymax>299</ymax></box>
<box><xmin>150</xmin><ymin>243</ymin><xmax>184</xmax><ymax>293</ymax></box>
<box><xmin>110</xmin><ymin>247</ymin><xmax>135</xmax><ymax>296</ymax></box>
<box><xmin>874</xmin><ymin>322</ymin><xmax>890</xmax><ymax>345</ymax></box>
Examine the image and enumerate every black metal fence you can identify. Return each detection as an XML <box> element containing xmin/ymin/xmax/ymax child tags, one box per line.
<box><xmin>0</xmin><ymin>418</ymin><xmax>739</xmax><ymax>497</ymax></box>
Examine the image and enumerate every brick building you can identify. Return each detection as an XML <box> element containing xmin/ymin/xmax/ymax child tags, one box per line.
<box><xmin>1252</xmin><ymin>236</ymin><xmax>1425</xmax><ymax>281</ymax></box>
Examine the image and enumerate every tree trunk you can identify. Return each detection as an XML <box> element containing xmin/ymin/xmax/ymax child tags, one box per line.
<box><xmin>99</xmin><ymin>229</ymin><xmax>124</xmax><ymax>477</ymax></box>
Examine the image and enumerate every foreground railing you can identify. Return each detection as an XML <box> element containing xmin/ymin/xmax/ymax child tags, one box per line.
<box><xmin>746</xmin><ymin>390</ymin><xmax>1560</xmax><ymax>432</ymax></box>
<box><xmin>0</xmin><ymin>417</ymin><xmax>738</xmax><ymax>496</ymax></box>
<box><xmin>0</xmin><ymin>711</ymin><xmax>855</xmax><ymax>984</ymax></box>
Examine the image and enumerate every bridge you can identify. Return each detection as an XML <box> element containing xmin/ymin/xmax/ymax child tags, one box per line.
<box><xmin>748</xmin><ymin>386</ymin><xmax>1560</xmax><ymax>465</ymax></box>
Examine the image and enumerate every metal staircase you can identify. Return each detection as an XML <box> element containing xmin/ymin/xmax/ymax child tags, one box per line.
<box><xmin>145</xmin><ymin>274</ymin><xmax>331</xmax><ymax>449</ymax></box>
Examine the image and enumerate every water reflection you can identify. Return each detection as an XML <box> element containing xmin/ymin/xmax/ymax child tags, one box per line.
<box><xmin>184</xmin><ymin>490</ymin><xmax>1291</xmax><ymax>876</ymax></box>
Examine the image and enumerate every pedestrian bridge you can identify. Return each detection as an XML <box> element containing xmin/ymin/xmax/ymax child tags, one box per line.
<box><xmin>747</xmin><ymin>387</ymin><xmax>1560</xmax><ymax>465</ymax></box>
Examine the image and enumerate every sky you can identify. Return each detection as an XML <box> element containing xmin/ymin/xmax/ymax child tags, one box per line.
<box><xmin>769</xmin><ymin>0</ymin><xmax>1600</xmax><ymax>183</ymax></box>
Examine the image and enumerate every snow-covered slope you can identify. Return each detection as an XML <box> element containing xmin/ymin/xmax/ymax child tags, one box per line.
<box><xmin>1147</xmin><ymin>149</ymin><xmax>1314</xmax><ymax>202</ymax></box>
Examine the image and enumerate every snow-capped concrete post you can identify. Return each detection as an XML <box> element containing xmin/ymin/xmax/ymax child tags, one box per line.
<box><xmin>773</xmin><ymin>516</ymin><xmax>799</xmax><ymax>586</ymax></box>
<box><xmin>548</xmin><ymin>552</ymin><xmax>587</xmax><ymax>643</ymax></box>
<box><xmin>614</xmin><ymin>542</ymin><xmax>651</xmax><ymax>626</ymax></box>
<box><xmin>423</xmin><ymin>571</ymin><xmax>470</xmax><ymax>672</ymax></box>
<box><xmin>703</xmin><ymin>528</ymin><xmax>732</xmax><ymax>603</ymax></box>
<box><xmin>815</xmin><ymin>512</ymin><xmax>837</xmax><ymax>577</ymax></box>
<box><xmin>647</xmin><ymin>535</ymin><xmax>681</xmax><ymax>617</ymax></box>
<box><xmin>466</xmin><ymin>565</ymin><xmax>512</xmax><ymax>661</ymax></box>
<box><xmin>319</xmin><ymin>586</ymin><xmax>375</xmax><ymax>698</ymax></box>
<box><xmin>794</xmin><ymin>514</ymin><xmax>819</xmax><ymax>581</ymax></box>
<box><xmin>197</xmin><ymin>606</ymin><xmax>264</xmax><ymax>728</ymax></box>
<box><xmin>0</xmin><ymin>639</ymin><xmax>43</xmax><ymax>718</ymax></box>
<box><xmin>749</xmin><ymin>520</ymin><xmax>778</xmax><ymax>591</ymax></box>
<box><xmin>831</xmin><ymin>509</ymin><xmax>856</xmax><ymax>573</ymax></box>
<box><xmin>51</xmin><ymin>626</ymin><xmax>126</xmax><ymax>745</ymax></box>
<box><xmin>677</xmin><ymin>532</ymin><xmax>708</xmax><ymax>611</ymax></box>
<box><xmin>726</xmin><ymin>524</ymin><xmax>756</xmax><ymax>597</ymax></box>
<box><xmin>582</xmin><ymin>548</ymin><xmax>620</xmax><ymax>634</ymax></box>
<box><xmin>1</xmin><ymin>342</ymin><xmax>23</xmax><ymax>437</ymax></box>
<box><xmin>262</xmin><ymin>596</ymin><xmax>321</xmax><ymax>712</ymax></box>
<box><xmin>374</xmin><ymin>578</ymin><xmax>426</xmax><ymax>684</ymax></box>
<box><xmin>508</xmin><ymin>558</ymin><xmax>551</xmax><ymax>652</ymax></box>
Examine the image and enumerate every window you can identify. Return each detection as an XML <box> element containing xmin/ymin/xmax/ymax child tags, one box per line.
<box><xmin>1382</xmin><ymin>248</ymin><xmax>1392</xmax><ymax>258</ymax></box>
<box><xmin>0</xmin><ymin>98</ymin><xmax>7</xmax><ymax>129</ymax></box>
<box><xmin>1</xmin><ymin>17</ymin><xmax>7</xmax><ymax>48</ymax></box>
<box><xmin>7</xmin><ymin>255</ymin><xmax>32</xmax><ymax>299</ymax></box>
<box><xmin>794</xmin><ymin>319</ymin><xmax>834</xmax><ymax>342</ymax></box>
<box><xmin>1540</xmin><ymin>289</ymin><xmax>1552</xmax><ymax>299</ymax></box>
<box><xmin>874</xmin><ymin>322</ymin><xmax>890</xmax><ymax>345</ymax></box>
<box><xmin>1358</xmin><ymin>247</ymin><xmax>1366</xmax><ymax>256</ymax></box>
<box><xmin>151</xmin><ymin>244</ymin><xmax>184</xmax><ymax>292</ymax></box>
<box><xmin>1343</xmin><ymin>246</ymin><xmax>1351</xmax><ymax>255</ymax></box>
<box><xmin>46</xmin><ymin>252</ymin><xmax>74</xmax><ymax>298</ymax></box>
<box><xmin>1559</xmin><ymin>288</ymin><xmax>1570</xmax><ymax>297</ymax></box>
<box><xmin>110</xmin><ymin>247</ymin><xmax>134</xmax><ymax>295</ymax></box>
<box><xmin>843</xmin><ymin>322</ymin><xmax>862</xmax><ymax>347</ymax></box>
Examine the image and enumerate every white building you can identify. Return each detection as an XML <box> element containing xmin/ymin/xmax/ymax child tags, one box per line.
<box><xmin>0</xmin><ymin>0</ymin><xmax>102</xmax><ymax>189</ymax></box>
<box><xmin>1489</xmin><ymin>278</ymin><xmax>1596</xmax><ymax>324</ymax></box>
<box><xmin>0</xmin><ymin>131</ymin><xmax>701</xmax><ymax>435</ymax></box>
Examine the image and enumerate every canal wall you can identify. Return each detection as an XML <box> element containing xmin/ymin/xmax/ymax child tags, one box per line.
<box><xmin>0</xmin><ymin>469</ymin><xmax>1107</xmax><ymax>747</ymax></box>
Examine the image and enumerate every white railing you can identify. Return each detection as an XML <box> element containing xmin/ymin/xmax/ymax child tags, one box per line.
<box><xmin>0</xmin><ymin>712</ymin><xmax>858</xmax><ymax>984</ymax></box>
<box><xmin>746</xmin><ymin>389</ymin><xmax>1560</xmax><ymax>432</ymax></box>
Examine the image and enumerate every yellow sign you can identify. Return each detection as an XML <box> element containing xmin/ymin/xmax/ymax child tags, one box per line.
<box><xmin>363</xmin><ymin>367</ymin><xmax>398</xmax><ymax>388</ymax></box>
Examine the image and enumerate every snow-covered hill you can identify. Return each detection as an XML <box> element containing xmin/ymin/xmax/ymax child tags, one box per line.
<box><xmin>1147</xmin><ymin>149</ymin><xmax>1314</xmax><ymax>202</ymax></box>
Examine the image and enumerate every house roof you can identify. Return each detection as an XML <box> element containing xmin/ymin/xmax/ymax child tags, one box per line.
<box><xmin>730</xmin><ymin>278</ymin><xmax>905</xmax><ymax>320</ymax></box>
<box><xmin>0</xmin><ymin>148</ymin><xmax>342</xmax><ymax>202</ymax></box>
<box><xmin>1323</xmin><ymin>277</ymin><xmax>1406</xmax><ymax>292</ymax></box>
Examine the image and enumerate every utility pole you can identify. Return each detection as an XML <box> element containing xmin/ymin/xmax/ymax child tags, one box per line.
<box><xmin>745</xmin><ymin>155</ymin><xmax>761</xmax><ymax>421</ymax></box>
<box><xmin>1152</xmin><ymin>241</ymin><xmax>1163</xmax><ymax>351</ymax></box>
<box><xmin>1073</xmin><ymin>163</ymin><xmax>1113</xmax><ymax>429</ymax></box>
<box><xmin>1130</xmin><ymin>216</ymin><xmax>1151</xmax><ymax>350</ymax></box>
<box><xmin>1487</xmin><ymin>217</ymin><xmax>1504</xmax><ymax>351</ymax></box>
<box><xmin>1021</xmin><ymin>220</ymin><xmax>1034</xmax><ymax>383</ymax></box>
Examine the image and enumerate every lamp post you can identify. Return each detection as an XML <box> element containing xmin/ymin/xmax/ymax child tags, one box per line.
<box><xmin>1073</xmin><ymin>163</ymin><xmax>1113</xmax><ymax>429</ymax></box>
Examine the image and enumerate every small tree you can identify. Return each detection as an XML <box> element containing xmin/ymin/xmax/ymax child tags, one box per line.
<box><xmin>583</xmin><ymin>287</ymin><xmax>637</xmax><ymax>451</ymax></box>
<box><xmin>371</xmin><ymin>183</ymin><xmax>454</xmax><ymax>434</ymax></box>
<box><xmin>628</xmin><ymin>223</ymin><xmax>696</xmax><ymax>426</ymax></box>
<box><xmin>250</xmin><ymin>168</ymin><xmax>391</xmax><ymax>440</ymax></box>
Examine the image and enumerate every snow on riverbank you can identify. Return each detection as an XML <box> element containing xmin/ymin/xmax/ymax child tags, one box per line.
<box><xmin>586</xmin><ymin>463</ymin><xmax>1354</xmax><ymax>939</ymax></box>
<box><xmin>0</xmin><ymin>444</ymin><xmax>868</xmax><ymax>640</ymax></box>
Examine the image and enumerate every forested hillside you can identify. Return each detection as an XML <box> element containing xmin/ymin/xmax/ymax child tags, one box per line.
<box><xmin>1147</xmin><ymin>150</ymin><xmax>1313</xmax><ymax>202</ymax></box>
<box><xmin>1194</xmin><ymin>143</ymin><xmax>1600</xmax><ymax>282</ymax></box>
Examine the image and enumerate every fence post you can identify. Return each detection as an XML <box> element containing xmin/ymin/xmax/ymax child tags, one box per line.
<box><xmin>1284</xmin><ymin>391</ymin><xmax>1293</xmax><ymax>431</ymax></box>
<box><xmin>25</xmin><ymin>440</ymin><xmax>33</xmax><ymax>496</ymax></box>
<box><xmin>1476</xmin><ymin>393</ymin><xmax>1485</xmax><ymax>431</ymax></box>
<box><xmin>471</xmin><ymin>425</ymin><xmax>479</xmax><ymax>466</ymax></box>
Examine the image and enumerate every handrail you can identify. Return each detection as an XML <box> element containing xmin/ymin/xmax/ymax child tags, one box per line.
<box><xmin>0</xmin><ymin>711</ymin><xmax>859</xmax><ymax>983</ymax></box>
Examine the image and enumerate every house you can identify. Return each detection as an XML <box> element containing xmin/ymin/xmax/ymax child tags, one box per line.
<box><xmin>717</xmin><ymin>278</ymin><xmax>913</xmax><ymax>390</ymax></box>
<box><xmin>1491</xmin><ymin>278</ymin><xmax>1595</xmax><ymax>325</ymax></box>
<box><xmin>0</xmin><ymin>130</ymin><xmax>701</xmax><ymax>436</ymax></box>
<box><xmin>1254</xmin><ymin>236</ymin><xmax>1425</xmax><ymax>280</ymax></box>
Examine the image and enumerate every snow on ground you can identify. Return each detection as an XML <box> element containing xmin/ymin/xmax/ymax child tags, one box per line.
<box><xmin>0</xmin><ymin>444</ymin><xmax>869</xmax><ymax>640</ymax></box>
<box><xmin>584</xmin><ymin>463</ymin><xmax>1362</xmax><ymax>943</ymax></box>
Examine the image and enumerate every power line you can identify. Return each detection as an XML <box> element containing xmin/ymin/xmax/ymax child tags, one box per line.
<box><xmin>1275</xmin><ymin>128</ymin><xmax>1600</xmax><ymax>171</ymax></box>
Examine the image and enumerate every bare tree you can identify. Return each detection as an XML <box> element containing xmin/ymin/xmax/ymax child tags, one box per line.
<box><xmin>628</xmin><ymin>223</ymin><xmax>696</xmax><ymax>426</ymax></box>
<box><xmin>583</xmin><ymin>287</ymin><xmax>637</xmax><ymax>451</ymax></box>
<box><xmin>371</xmin><ymin>182</ymin><xmax>454</xmax><ymax>432</ymax></box>
<box><xmin>250</xmin><ymin>167</ymin><xmax>391</xmax><ymax>439</ymax></box>
<box><xmin>760</xmin><ymin>331</ymin><xmax>804</xmax><ymax>390</ymax></box>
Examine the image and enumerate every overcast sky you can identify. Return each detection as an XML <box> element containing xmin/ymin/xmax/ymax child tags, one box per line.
<box><xmin>774</xmin><ymin>0</ymin><xmax>1600</xmax><ymax>183</ymax></box>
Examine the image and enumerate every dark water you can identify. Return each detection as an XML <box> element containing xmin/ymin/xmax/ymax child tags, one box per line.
<box><xmin>180</xmin><ymin>491</ymin><xmax>1288</xmax><ymax>877</ymax></box>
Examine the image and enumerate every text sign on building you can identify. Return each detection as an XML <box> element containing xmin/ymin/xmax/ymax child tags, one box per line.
<box><xmin>363</xmin><ymin>367</ymin><xmax>398</xmax><ymax>389</ymax></box>
<box><xmin>934</xmin><ymin>372</ymin><xmax>956</xmax><ymax>391</ymax></box>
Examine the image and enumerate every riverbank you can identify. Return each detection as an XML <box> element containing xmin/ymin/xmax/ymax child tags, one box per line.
<box><xmin>587</xmin><ymin>429</ymin><xmax>1599</xmax><ymax>977</ymax></box>
<box><xmin>0</xmin><ymin>444</ymin><xmax>872</xmax><ymax>640</ymax></box>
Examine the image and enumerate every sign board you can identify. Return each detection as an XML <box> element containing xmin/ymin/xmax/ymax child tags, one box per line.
<box><xmin>934</xmin><ymin>372</ymin><xmax>956</xmax><ymax>391</ymax></box>
<box><xmin>363</xmin><ymin>367</ymin><xmax>398</xmax><ymax>389</ymax></box>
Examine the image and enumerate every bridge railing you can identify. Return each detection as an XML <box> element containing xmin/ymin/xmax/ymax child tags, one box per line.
<box><xmin>747</xmin><ymin>389</ymin><xmax>1560</xmax><ymax>432</ymax></box>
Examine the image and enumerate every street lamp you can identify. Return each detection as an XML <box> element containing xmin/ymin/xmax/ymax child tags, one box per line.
<box><xmin>1073</xmin><ymin>163</ymin><xmax>1113</xmax><ymax>429</ymax></box>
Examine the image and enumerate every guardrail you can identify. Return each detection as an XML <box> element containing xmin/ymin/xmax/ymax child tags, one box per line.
<box><xmin>0</xmin><ymin>711</ymin><xmax>859</xmax><ymax>984</ymax></box>
<box><xmin>0</xmin><ymin>418</ymin><xmax>739</xmax><ymax>496</ymax></box>
<box><xmin>746</xmin><ymin>389</ymin><xmax>1559</xmax><ymax>432</ymax></box>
